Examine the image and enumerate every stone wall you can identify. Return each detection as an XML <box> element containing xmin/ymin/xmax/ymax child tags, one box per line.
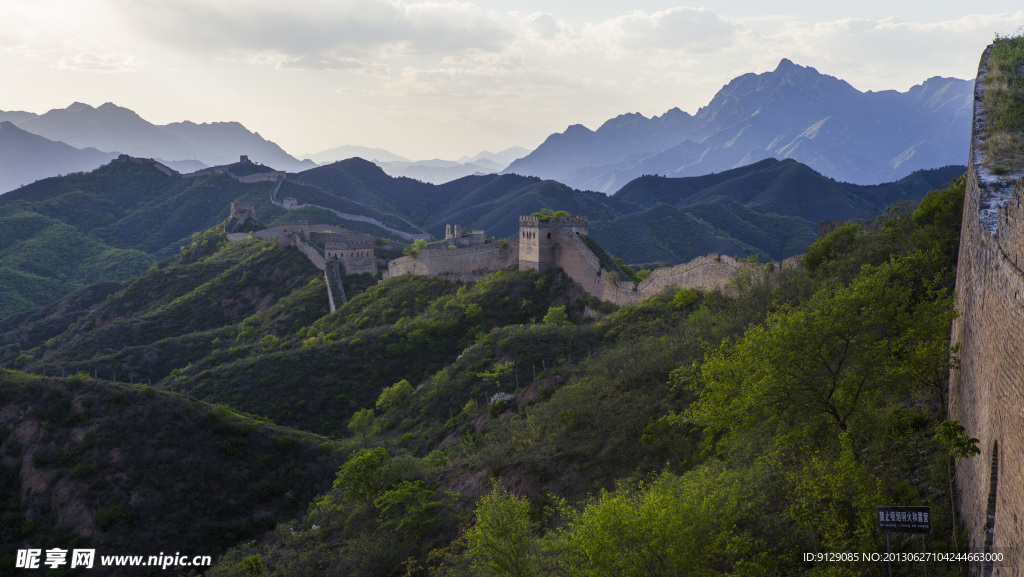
<box><xmin>637</xmin><ymin>255</ymin><xmax>748</xmax><ymax>296</ymax></box>
<box><xmin>111</xmin><ymin>155</ymin><xmax>178</xmax><ymax>177</ymax></box>
<box><xmin>544</xmin><ymin>231</ymin><xmax>751</xmax><ymax>306</ymax></box>
<box><xmin>238</xmin><ymin>171</ymin><xmax>285</xmax><ymax>183</ymax></box>
<box><xmin>383</xmin><ymin>240</ymin><xmax>520</xmax><ymax>281</ymax></box>
<box><xmin>294</xmin><ymin>238</ymin><xmax>325</xmax><ymax>271</ymax></box>
<box><xmin>949</xmin><ymin>45</ymin><xmax>1024</xmax><ymax>577</ymax></box>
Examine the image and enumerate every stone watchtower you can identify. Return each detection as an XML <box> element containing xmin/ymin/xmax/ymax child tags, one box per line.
<box><xmin>519</xmin><ymin>215</ymin><xmax>588</xmax><ymax>272</ymax></box>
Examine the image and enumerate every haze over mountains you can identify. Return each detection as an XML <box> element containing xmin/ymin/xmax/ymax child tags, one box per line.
<box><xmin>0</xmin><ymin>102</ymin><xmax>317</xmax><ymax>192</ymax></box>
<box><xmin>300</xmin><ymin>145</ymin><xmax>530</xmax><ymax>184</ymax></box>
<box><xmin>506</xmin><ymin>59</ymin><xmax>973</xmax><ymax>192</ymax></box>
<box><xmin>1</xmin><ymin>58</ymin><xmax>971</xmax><ymax>196</ymax></box>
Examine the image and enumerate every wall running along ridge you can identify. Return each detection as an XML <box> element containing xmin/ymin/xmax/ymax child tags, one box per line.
<box><xmin>949</xmin><ymin>44</ymin><xmax>1024</xmax><ymax>577</ymax></box>
<box><xmin>384</xmin><ymin>215</ymin><xmax>750</xmax><ymax>305</ymax></box>
<box><xmin>383</xmin><ymin>240</ymin><xmax>520</xmax><ymax>283</ymax></box>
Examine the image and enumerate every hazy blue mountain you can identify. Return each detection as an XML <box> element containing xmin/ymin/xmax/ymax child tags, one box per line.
<box><xmin>0</xmin><ymin>121</ymin><xmax>117</xmax><ymax>193</ymax></box>
<box><xmin>161</xmin><ymin>121</ymin><xmax>315</xmax><ymax>172</ymax></box>
<box><xmin>299</xmin><ymin>145</ymin><xmax>410</xmax><ymax>164</ymax></box>
<box><xmin>300</xmin><ymin>145</ymin><xmax>530</xmax><ymax>184</ymax></box>
<box><xmin>0</xmin><ymin>102</ymin><xmax>312</xmax><ymax>172</ymax></box>
<box><xmin>376</xmin><ymin>158</ymin><xmax>502</xmax><ymax>184</ymax></box>
<box><xmin>456</xmin><ymin>146</ymin><xmax>530</xmax><ymax>166</ymax></box>
<box><xmin>505</xmin><ymin>59</ymin><xmax>972</xmax><ymax>191</ymax></box>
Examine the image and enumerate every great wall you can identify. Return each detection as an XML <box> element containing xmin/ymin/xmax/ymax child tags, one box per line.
<box><xmin>948</xmin><ymin>44</ymin><xmax>1024</xmax><ymax>577</ymax></box>
<box><xmin>231</xmin><ymin>198</ymin><xmax>753</xmax><ymax>311</ymax></box>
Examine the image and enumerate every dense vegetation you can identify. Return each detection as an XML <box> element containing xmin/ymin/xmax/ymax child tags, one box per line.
<box><xmin>190</xmin><ymin>175</ymin><xmax>969</xmax><ymax>576</ymax></box>
<box><xmin>982</xmin><ymin>34</ymin><xmax>1024</xmax><ymax>174</ymax></box>
<box><xmin>0</xmin><ymin>370</ymin><xmax>344</xmax><ymax>577</ymax></box>
<box><xmin>1</xmin><ymin>152</ymin><xmax>972</xmax><ymax>575</ymax></box>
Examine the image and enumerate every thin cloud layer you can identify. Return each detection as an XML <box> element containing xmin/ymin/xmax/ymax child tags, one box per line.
<box><xmin>57</xmin><ymin>52</ymin><xmax>141</xmax><ymax>73</ymax></box>
<box><xmin>3</xmin><ymin>0</ymin><xmax>1023</xmax><ymax>158</ymax></box>
<box><xmin>111</xmin><ymin>0</ymin><xmax>513</xmax><ymax>67</ymax></box>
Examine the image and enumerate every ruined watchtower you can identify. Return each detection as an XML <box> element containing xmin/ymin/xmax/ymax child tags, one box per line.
<box><xmin>445</xmin><ymin>224</ymin><xmax>486</xmax><ymax>247</ymax></box>
<box><xmin>518</xmin><ymin>215</ymin><xmax>588</xmax><ymax>273</ymax></box>
<box><xmin>230</xmin><ymin>202</ymin><xmax>256</xmax><ymax>222</ymax></box>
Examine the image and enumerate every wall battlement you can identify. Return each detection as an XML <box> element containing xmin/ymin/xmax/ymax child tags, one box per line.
<box><xmin>949</xmin><ymin>44</ymin><xmax>1024</xmax><ymax>577</ymax></box>
<box><xmin>518</xmin><ymin>215</ymin><xmax>589</xmax><ymax>228</ymax></box>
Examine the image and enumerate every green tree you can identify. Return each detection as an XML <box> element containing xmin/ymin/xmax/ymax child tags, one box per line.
<box><xmin>348</xmin><ymin>408</ymin><xmax>376</xmax><ymax>447</ymax></box>
<box><xmin>403</xmin><ymin>239</ymin><xmax>427</xmax><ymax>258</ymax></box>
<box><xmin>373</xmin><ymin>480</ymin><xmax>444</xmax><ymax>538</ymax></box>
<box><xmin>554</xmin><ymin>467</ymin><xmax>745</xmax><ymax>577</ymax></box>
<box><xmin>376</xmin><ymin>379</ymin><xmax>414</xmax><ymax>411</ymax></box>
<box><xmin>935</xmin><ymin>420</ymin><xmax>981</xmax><ymax>558</ymax></box>
<box><xmin>464</xmin><ymin>480</ymin><xmax>538</xmax><ymax>577</ymax></box>
<box><xmin>689</xmin><ymin>253</ymin><xmax>954</xmax><ymax>441</ymax></box>
<box><xmin>334</xmin><ymin>447</ymin><xmax>389</xmax><ymax>502</ymax></box>
<box><xmin>543</xmin><ymin>304</ymin><xmax>571</xmax><ymax>326</ymax></box>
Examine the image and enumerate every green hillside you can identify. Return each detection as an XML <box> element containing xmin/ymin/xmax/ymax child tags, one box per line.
<box><xmin>0</xmin><ymin>371</ymin><xmax>344</xmax><ymax>576</ymax></box>
<box><xmin>0</xmin><ymin>173</ymin><xmax>970</xmax><ymax>576</ymax></box>
<box><xmin>193</xmin><ymin>176</ymin><xmax>967</xmax><ymax>577</ymax></box>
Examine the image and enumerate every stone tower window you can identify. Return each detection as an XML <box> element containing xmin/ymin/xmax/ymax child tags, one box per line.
<box><xmin>547</xmin><ymin>232</ymin><xmax>551</xmax><ymax>239</ymax></box>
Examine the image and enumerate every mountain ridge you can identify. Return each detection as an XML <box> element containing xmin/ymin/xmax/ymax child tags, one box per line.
<box><xmin>505</xmin><ymin>60</ymin><xmax>971</xmax><ymax>191</ymax></box>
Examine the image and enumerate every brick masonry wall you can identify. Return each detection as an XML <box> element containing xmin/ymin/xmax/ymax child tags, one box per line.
<box><xmin>949</xmin><ymin>45</ymin><xmax>1024</xmax><ymax>577</ymax></box>
<box><xmin>383</xmin><ymin>240</ymin><xmax>520</xmax><ymax>281</ymax></box>
<box><xmin>294</xmin><ymin>238</ymin><xmax>326</xmax><ymax>271</ymax></box>
<box><xmin>238</xmin><ymin>171</ymin><xmax>285</xmax><ymax>183</ymax></box>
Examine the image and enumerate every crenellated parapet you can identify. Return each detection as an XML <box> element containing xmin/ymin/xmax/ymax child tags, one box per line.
<box><xmin>518</xmin><ymin>215</ymin><xmax>589</xmax><ymax>230</ymax></box>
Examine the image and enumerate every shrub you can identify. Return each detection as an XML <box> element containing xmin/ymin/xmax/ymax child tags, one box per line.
<box><xmin>97</xmin><ymin>504</ymin><xmax>133</xmax><ymax>530</ymax></box>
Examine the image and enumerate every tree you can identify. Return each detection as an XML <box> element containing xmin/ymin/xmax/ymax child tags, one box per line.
<box><xmin>376</xmin><ymin>379</ymin><xmax>414</xmax><ymax>411</ymax></box>
<box><xmin>403</xmin><ymin>239</ymin><xmax>427</xmax><ymax>258</ymax></box>
<box><xmin>935</xmin><ymin>420</ymin><xmax>980</xmax><ymax>561</ymax></box>
<box><xmin>689</xmin><ymin>253</ymin><xmax>954</xmax><ymax>442</ymax></box>
<box><xmin>373</xmin><ymin>480</ymin><xmax>444</xmax><ymax>538</ymax></box>
<box><xmin>464</xmin><ymin>480</ymin><xmax>538</xmax><ymax>577</ymax></box>
<box><xmin>554</xmin><ymin>467</ymin><xmax>745</xmax><ymax>577</ymax></box>
<box><xmin>334</xmin><ymin>447</ymin><xmax>389</xmax><ymax>501</ymax></box>
<box><xmin>542</xmin><ymin>304</ymin><xmax>571</xmax><ymax>326</ymax></box>
<box><xmin>348</xmin><ymin>408</ymin><xmax>375</xmax><ymax>446</ymax></box>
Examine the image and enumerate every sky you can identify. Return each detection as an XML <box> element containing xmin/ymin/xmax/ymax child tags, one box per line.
<box><xmin>1</xmin><ymin>1</ymin><xmax>1022</xmax><ymax>160</ymax></box>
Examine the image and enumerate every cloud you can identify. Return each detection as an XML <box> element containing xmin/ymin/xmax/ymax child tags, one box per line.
<box><xmin>109</xmin><ymin>0</ymin><xmax>513</xmax><ymax>68</ymax></box>
<box><xmin>585</xmin><ymin>8</ymin><xmax>741</xmax><ymax>57</ymax></box>
<box><xmin>56</xmin><ymin>52</ymin><xmax>141</xmax><ymax>72</ymax></box>
<box><xmin>742</xmin><ymin>12</ymin><xmax>1024</xmax><ymax>90</ymax></box>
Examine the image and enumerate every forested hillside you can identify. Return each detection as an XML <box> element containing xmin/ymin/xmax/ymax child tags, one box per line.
<box><xmin>191</xmin><ymin>175</ymin><xmax>968</xmax><ymax>576</ymax></box>
<box><xmin>0</xmin><ymin>170</ymin><xmax>969</xmax><ymax>575</ymax></box>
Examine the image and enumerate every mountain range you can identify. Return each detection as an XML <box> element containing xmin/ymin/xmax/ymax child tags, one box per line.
<box><xmin>300</xmin><ymin>145</ymin><xmax>530</xmax><ymax>184</ymax></box>
<box><xmin>505</xmin><ymin>59</ymin><xmax>972</xmax><ymax>192</ymax></box>
<box><xmin>0</xmin><ymin>151</ymin><xmax>963</xmax><ymax>319</ymax></box>
<box><xmin>0</xmin><ymin>102</ymin><xmax>316</xmax><ymax>192</ymax></box>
